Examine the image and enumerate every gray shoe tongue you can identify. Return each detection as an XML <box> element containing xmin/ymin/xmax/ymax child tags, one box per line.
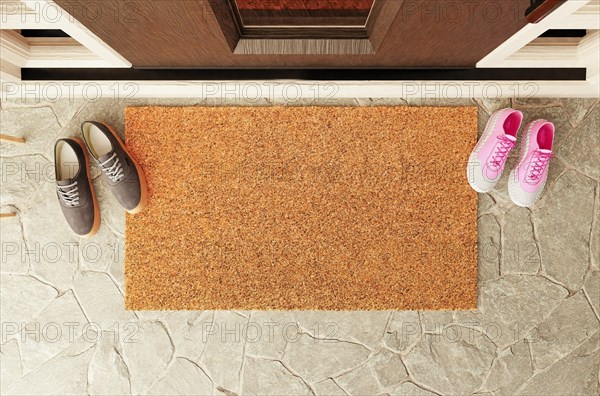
<box><xmin>57</xmin><ymin>178</ymin><xmax>75</xmax><ymax>187</ymax></box>
<box><xmin>98</xmin><ymin>152</ymin><xmax>115</xmax><ymax>163</ymax></box>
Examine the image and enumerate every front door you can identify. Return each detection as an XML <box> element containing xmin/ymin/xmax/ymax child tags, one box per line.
<box><xmin>55</xmin><ymin>0</ymin><xmax>530</xmax><ymax>68</ymax></box>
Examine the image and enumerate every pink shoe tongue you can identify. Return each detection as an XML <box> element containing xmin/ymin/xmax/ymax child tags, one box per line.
<box><xmin>505</xmin><ymin>134</ymin><xmax>517</xmax><ymax>142</ymax></box>
<box><xmin>538</xmin><ymin>149</ymin><xmax>552</xmax><ymax>154</ymax></box>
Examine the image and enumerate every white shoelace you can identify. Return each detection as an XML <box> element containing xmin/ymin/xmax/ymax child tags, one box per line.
<box><xmin>57</xmin><ymin>181</ymin><xmax>80</xmax><ymax>207</ymax></box>
<box><xmin>99</xmin><ymin>153</ymin><xmax>124</xmax><ymax>182</ymax></box>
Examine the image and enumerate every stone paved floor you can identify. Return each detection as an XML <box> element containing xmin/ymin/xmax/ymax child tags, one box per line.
<box><xmin>0</xmin><ymin>97</ymin><xmax>598</xmax><ymax>396</ymax></box>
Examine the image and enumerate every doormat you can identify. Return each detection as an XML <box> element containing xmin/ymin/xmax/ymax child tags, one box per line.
<box><xmin>124</xmin><ymin>106</ymin><xmax>478</xmax><ymax>310</ymax></box>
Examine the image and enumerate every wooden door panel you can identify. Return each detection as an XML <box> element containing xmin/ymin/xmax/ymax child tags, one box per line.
<box><xmin>55</xmin><ymin>0</ymin><xmax>530</xmax><ymax>67</ymax></box>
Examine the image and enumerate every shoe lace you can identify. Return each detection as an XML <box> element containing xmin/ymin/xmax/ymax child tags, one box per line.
<box><xmin>57</xmin><ymin>181</ymin><xmax>80</xmax><ymax>207</ymax></box>
<box><xmin>528</xmin><ymin>150</ymin><xmax>553</xmax><ymax>182</ymax></box>
<box><xmin>99</xmin><ymin>153</ymin><xmax>124</xmax><ymax>182</ymax></box>
<box><xmin>488</xmin><ymin>136</ymin><xmax>515</xmax><ymax>169</ymax></box>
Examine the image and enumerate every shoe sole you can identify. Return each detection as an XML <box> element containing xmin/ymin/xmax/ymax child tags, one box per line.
<box><xmin>70</xmin><ymin>138</ymin><xmax>101</xmax><ymax>238</ymax></box>
<box><xmin>97</xmin><ymin>122</ymin><xmax>148</xmax><ymax>214</ymax></box>
<box><xmin>466</xmin><ymin>109</ymin><xmax>504</xmax><ymax>193</ymax></box>
<box><xmin>467</xmin><ymin>152</ymin><xmax>494</xmax><ymax>193</ymax></box>
<box><xmin>508</xmin><ymin>170</ymin><xmax>530</xmax><ymax>207</ymax></box>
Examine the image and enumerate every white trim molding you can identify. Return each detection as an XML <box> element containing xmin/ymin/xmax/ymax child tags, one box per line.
<box><xmin>2</xmin><ymin>80</ymin><xmax>598</xmax><ymax>101</ymax></box>
<box><xmin>0</xmin><ymin>0</ymin><xmax>131</xmax><ymax>81</ymax></box>
<box><xmin>478</xmin><ymin>0</ymin><xmax>599</xmax><ymax>81</ymax></box>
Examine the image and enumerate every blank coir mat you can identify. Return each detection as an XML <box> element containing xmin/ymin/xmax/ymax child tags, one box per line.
<box><xmin>124</xmin><ymin>106</ymin><xmax>478</xmax><ymax>310</ymax></box>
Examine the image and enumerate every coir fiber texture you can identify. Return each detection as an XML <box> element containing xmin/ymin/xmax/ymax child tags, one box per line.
<box><xmin>125</xmin><ymin>106</ymin><xmax>478</xmax><ymax>310</ymax></box>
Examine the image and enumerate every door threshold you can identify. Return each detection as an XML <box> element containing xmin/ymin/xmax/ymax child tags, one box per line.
<box><xmin>22</xmin><ymin>68</ymin><xmax>586</xmax><ymax>81</ymax></box>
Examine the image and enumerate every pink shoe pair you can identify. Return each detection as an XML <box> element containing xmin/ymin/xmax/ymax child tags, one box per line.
<box><xmin>467</xmin><ymin>108</ymin><xmax>554</xmax><ymax>207</ymax></box>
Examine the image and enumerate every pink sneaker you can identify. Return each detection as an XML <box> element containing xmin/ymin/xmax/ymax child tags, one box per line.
<box><xmin>508</xmin><ymin>120</ymin><xmax>554</xmax><ymax>207</ymax></box>
<box><xmin>467</xmin><ymin>108</ymin><xmax>523</xmax><ymax>192</ymax></box>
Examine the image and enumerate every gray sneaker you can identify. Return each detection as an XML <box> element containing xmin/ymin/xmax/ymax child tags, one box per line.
<box><xmin>54</xmin><ymin>138</ymin><xmax>100</xmax><ymax>237</ymax></box>
<box><xmin>80</xmin><ymin>121</ymin><xmax>147</xmax><ymax>214</ymax></box>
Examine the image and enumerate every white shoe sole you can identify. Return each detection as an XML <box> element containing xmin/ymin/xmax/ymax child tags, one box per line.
<box><xmin>508</xmin><ymin>169</ymin><xmax>545</xmax><ymax>208</ymax></box>
<box><xmin>466</xmin><ymin>109</ymin><xmax>506</xmax><ymax>193</ymax></box>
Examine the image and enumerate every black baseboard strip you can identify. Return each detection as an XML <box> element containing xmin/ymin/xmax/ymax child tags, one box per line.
<box><xmin>22</xmin><ymin>68</ymin><xmax>586</xmax><ymax>81</ymax></box>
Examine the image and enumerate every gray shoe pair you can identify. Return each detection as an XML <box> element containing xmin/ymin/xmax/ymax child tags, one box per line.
<box><xmin>54</xmin><ymin>122</ymin><xmax>147</xmax><ymax>237</ymax></box>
